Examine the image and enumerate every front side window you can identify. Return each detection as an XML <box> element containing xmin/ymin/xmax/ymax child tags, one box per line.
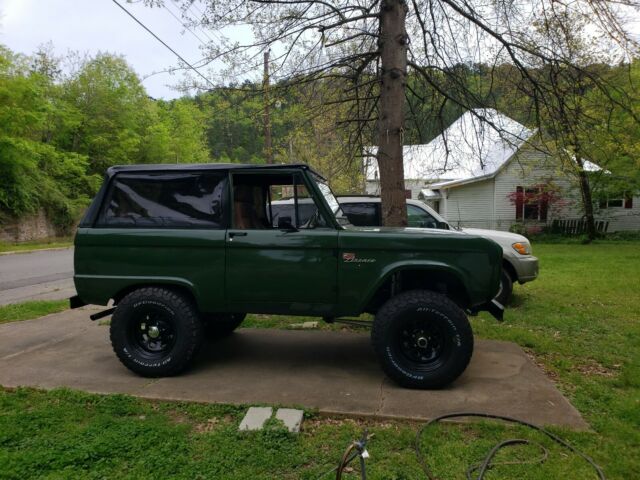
<box><xmin>98</xmin><ymin>172</ymin><xmax>227</xmax><ymax>228</ymax></box>
<box><xmin>232</xmin><ymin>172</ymin><xmax>329</xmax><ymax>230</ymax></box>
<box><xmin>314</xmin><ymin>176</ymin><xmax>350</xmax><ymax>226</ymax></box>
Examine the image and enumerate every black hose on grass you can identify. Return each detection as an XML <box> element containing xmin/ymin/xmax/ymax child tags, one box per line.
<box><xmin>414</xmin><ymin>412</ymin><xmax>606</xmax><ymax>480</ymax></box>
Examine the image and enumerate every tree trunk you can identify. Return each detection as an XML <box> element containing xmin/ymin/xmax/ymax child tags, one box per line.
<box><xmin>377</xmin><ymin>0</ymin><xmax>408</xmax><ymax>226</ymax></box>
<box><xmin>263</xmin><ymin>50</ymin><xmax>273</xmax><ymax>164</ymax></box>
<box><xmin>575</xmin><ymin>156</ymin><xmax>598</xmax><ymax>241</ymax></box>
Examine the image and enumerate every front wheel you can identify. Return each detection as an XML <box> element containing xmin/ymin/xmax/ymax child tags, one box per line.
<box><xmin>371</xmin><ymin>290</ymin><xmax>473</xmax><ymax>389</ymax></box>
<box><xmin>110</xmin><ymin>287</ymin><xmax>203</xmax><ymax>377</ymax></box>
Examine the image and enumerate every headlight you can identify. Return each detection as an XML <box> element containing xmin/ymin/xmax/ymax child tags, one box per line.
<box><xmin>512</xmin><ymin>242</ymin><xmax>531</xmax><ymax>255</ymax></box>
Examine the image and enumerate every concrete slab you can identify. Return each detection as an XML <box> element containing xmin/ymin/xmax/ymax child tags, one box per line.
<box><xmin>0</xmin><ymin>310</ymin><xmax>588</xmax><ymax>429</ymax></box>
<box><xmin>276</xmin><ymin>408</ymin><xmax>304</xmax><ymax>433</ymax></box>
<box><xmin>239</xmin><ymin>407</ymin><xmax>273</xmax><ymax>431</ymax></box>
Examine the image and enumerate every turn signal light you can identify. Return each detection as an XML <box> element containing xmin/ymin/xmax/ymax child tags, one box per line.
<box><xmin>512</xmin><ymin>242</ymin><xmax>531</xmax><ymax>255</ymax></box>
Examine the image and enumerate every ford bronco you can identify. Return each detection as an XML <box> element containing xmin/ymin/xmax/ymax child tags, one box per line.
<box><xmin>71</xmin><ymin>163</ymin><xmax>503</xmax><ymax>389</ymax></box>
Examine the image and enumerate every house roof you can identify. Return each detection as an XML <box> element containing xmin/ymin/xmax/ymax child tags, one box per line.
<box><xmin>364</xmin><ymin>109</ymin><xmax>535</xmax><ymax>185</ymax></box>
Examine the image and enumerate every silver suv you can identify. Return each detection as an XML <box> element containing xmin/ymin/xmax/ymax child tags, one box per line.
<box><xmin>271</xmin><ymin>196</ymin><xmax>538</xmax><ymax>305</ymax></box>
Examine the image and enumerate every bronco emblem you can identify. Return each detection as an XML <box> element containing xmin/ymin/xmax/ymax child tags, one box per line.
<box><xmin>342</xmin><ymin>252</ymin><xmax>376</xmax><ymax>263</ymax></box>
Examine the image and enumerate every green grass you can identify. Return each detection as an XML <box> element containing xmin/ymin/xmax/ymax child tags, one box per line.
<box><xmin>0</xmin><ymin>237</ymin><xmax>73</xmax><ymax>254</ymax></box>
<box><xmin>1</xmin><ymin>242</ymin><xmax>639</xmax><ymax>479</ymax></box>
<box><xmin>0</xmin><ymin>300</ymin><xmax>68</xmax><ymax>324</ymax></box>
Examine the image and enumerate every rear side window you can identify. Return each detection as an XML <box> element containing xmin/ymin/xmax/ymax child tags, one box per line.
<box><xmin>341</xmin><ymin>203</ymin><xmax>380</xmax><ymax>226</ymax></box>
<box><xmin>97</xmin><ymin>172</ymin><xmax>227</xmax><ymax>228</ymax></box>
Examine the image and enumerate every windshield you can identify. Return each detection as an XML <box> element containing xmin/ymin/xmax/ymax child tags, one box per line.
<box><xmin>313</xmin><ymin>175</ymin><xmax>351</xmax><ymax>226</ymax></box>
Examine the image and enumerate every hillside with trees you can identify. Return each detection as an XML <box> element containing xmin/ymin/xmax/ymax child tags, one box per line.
<box><xmin>1</xmin><ymin>43</ymin><xmax>638</xmax><ymax>235</ymax></box>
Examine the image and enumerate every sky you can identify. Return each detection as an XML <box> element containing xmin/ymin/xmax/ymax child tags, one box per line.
<box><xmin>0</xmin><ymin>0</ymin><xmax>228</xmax><ymax>99</ymax></box>
<box><xmin>1</xmin><ymin>1</ymin><xmax>639</xmax><ymax>100</ymax></box>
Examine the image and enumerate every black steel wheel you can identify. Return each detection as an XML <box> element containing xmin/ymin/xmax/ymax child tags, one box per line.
<box><xmin>110</xmin><ymin>287</ymin><xmax>203</xmax><ymax>377</ymax></box>
<box><xmin>371</xmin><ymin>290</ymin><xmax>473</xmax><ymax>389</ymax></box>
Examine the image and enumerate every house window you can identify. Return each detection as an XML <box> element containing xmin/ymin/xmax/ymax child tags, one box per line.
<box><xmin>599</xmin><ymin>193</ymin><xmax>633</xmax><ymax>209</ymax></box>
<box><xmin>515</xmin><ymin>186</ymin><xmax>548</xmax><ymax>221</ymax></box>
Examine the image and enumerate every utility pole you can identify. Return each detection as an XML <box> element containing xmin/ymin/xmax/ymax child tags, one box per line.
<box><xmin>263</xmin><ymin>50</ymin><xmax>273</xmax><ymax>164</ymax></box>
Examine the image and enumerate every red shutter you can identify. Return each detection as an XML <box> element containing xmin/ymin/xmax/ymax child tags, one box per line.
<box><xmin>540</xmin><ymin>192</ymin><xmax>549</xmax><ymax>221</ymax></box>
<box><xmin>624</xmin><ymin>195</ymin><xmax>633</xmax><ymax>209</ymax></box>
<box><xmin>515</xmin><ymin>186</ymin><xmax>523</xmax><ymax>220</ymax></box>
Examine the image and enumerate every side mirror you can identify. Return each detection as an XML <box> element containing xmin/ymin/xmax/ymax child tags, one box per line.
<box><xmin>278</xmin><ymin>216</ymin><xmax>298</xmax><ymax>231</ymax></box>
<box><xmin>436</xmin><ymin>221</ymin><xmax>450</xmax><ymax>230</ymax></box>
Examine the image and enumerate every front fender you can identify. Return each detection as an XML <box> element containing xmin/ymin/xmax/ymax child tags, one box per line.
<box><xmin>350</xmin><ymin>260</ymin><xmax>471</xmax><ymax>314</ymax></box>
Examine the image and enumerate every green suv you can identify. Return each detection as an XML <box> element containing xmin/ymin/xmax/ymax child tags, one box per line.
<box><xmin>71</xmin><ymin>163</ymin><xmax>503</xmax><ymax>389</ymax></box>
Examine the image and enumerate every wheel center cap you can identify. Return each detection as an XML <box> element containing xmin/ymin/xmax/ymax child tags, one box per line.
<box><xmin>416</xmin><ymin>336</ymin><xmax>428</xmax><ymax>348</ymax></box>
<box><xmin>148</xmin><ymin>326</ymin><xmax>160</xmax><ymax>339</ymax></box>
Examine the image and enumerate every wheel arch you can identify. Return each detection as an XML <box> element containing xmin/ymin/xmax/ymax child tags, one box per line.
<box><xmin>111</xmin><ymin>279</ymin><xmax>199</xmax><ymax>309</ymax></box>
<box><xmin>360</xmin><ymin>262</ymin><xmax>471</xmax><ymax>314</ymax></box>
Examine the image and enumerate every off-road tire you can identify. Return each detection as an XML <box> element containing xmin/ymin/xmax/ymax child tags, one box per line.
<box><xmin>495</xmin><ymin>268</ymin><xmax>513</xmax><ymax>306</ymax></box>
<box><xmin>202</xmin><ymin>313</ymin><xmax>246</xmax><ymax>339</ymax></box>
<box><xmin>371</xmin><ymin>290</ymin><xmax>473</xmax><ymax>389</ymax></box>
<box><xmin>110</xmin><ymin>287</ymin><xmax>203</xmax><ymax>377</ymax></box>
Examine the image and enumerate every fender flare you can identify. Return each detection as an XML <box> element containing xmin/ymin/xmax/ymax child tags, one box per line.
<box><xmin>356</xmin><ymin>260</ymin><xmax>471</xmax><ymax>312</ymax></box>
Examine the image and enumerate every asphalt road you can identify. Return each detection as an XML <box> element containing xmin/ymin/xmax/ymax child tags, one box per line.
<box><xmin>0</xmin><ymin>248</ymin><xmax>75</xmax><ymax>306</ymax></box>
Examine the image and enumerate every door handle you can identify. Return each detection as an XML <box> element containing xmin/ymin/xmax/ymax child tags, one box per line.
<box><xmin>229</xmin><ymin>231</ymin><xmax>248</xmax><ymax>238</ymax></box>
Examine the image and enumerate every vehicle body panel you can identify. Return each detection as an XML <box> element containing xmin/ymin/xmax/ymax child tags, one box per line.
<box><xmin>225</xmin><ymin>228</ymin><xmax>338</xmax><ymax>315</ymax></box>
<box><xmin>74</xmin><ymin>227</ymin><xmax>225</xmax><ymax>311</ymax></box>
<box><xmin>337</xmin><ymin>227</ymin><xmax>501</xmax><ymax>315</ymax></box>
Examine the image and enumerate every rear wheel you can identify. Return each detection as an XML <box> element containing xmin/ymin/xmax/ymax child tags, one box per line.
<box><xmin>110</xmin><ymin>287</ymin><xmax>203</xmax><ymax>377</ymax></box>
<box><xmin>371</xmin><ymin>290</ymin><xmax>473</xmax><ymax>389</ymax></box>
<box><xmin>202</xmin><ymin>313</ymin><xmax>246</xmax><ymax>339</ymax></box>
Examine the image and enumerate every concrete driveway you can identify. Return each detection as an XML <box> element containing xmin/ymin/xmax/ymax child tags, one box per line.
<box><xmin>0</xmin><ymin>248</ymin><xmax>75</xmax><ymax>305</ymax></box>
<box><xmin>0</xmin><ymin>308</ymin><xmax>588</xmax><ymax>429</ymax></box>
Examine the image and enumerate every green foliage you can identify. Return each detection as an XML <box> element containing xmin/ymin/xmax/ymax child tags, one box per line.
<box><xmin>0</xmin><ymin>45</ymin><xmax>211</xmax><ymax>229</ymax></box>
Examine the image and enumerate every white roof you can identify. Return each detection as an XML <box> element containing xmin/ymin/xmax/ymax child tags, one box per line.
<box><xmin>364</xmin><ymin>109</ymin><xmax>535</xmax><ymax>184</ymax></box>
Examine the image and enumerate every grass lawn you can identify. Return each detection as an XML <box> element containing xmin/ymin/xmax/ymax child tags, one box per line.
<box><xmin>1</xmin><ymin>242</ymin><xmax>639</xmax><ymax>479</ymax></box>
<box><xmin>0</xmin><ymin>300</ymin><xmax>68</xmax><ymax>325</ymax></box>
<box><xmin>0</xmin><ymin>237</ymin><xmax>72</xmax><ymax>254</ymax></box>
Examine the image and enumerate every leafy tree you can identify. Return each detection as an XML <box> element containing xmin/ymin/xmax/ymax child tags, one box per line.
<box><xmin>151</xmin><ymin>0</ymin><xmax>638</xmax><ymax>227</ymax></box>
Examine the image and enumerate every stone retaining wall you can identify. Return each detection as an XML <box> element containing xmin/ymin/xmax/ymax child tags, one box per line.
<box><xmin>0</xmin><ymin>210</ymin><xmax>61</xmax><ymax>242</ymax></box>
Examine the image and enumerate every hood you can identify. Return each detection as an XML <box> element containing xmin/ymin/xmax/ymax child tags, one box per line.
<box><xmin>461</xmin><ymin>227</ymin><xmax>529</xmax><ymax>246</ymax></box>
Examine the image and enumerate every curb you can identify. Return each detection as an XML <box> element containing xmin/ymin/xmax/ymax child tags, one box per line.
<box><xmin>0</xmin><ymin>246</ymin><xmax>73</xmax><ymax>256</ymax></box>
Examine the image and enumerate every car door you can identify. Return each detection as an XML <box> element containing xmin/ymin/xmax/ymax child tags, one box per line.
<box><xmin>224</xmin><ymin>170</ymin><xmax>339</xmax><ymax>315</ymax></box>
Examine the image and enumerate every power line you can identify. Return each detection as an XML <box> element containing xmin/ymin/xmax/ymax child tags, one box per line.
<box><xmin>161</xmin><ymin>2</ymin><xmax>209</xmax><ymax>46</ymax></box>
<box><xmin>173</xmin><ymin>0</ymin><xmax>221</xmax><ymax>45</ymax></box>
<box><xmin>110</xmin><ymin>0</ymin><xmax>216</xmax><ymax>89</ymax></box>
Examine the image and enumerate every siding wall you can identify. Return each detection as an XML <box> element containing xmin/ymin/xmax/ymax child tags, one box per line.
<box><xmin>594</xmin><ymin>202</ymin><xmax>640</xmax><ymax>231</ymax></box>
<box><xmin>366</xmin><ymin>179</ymin><xmax>442</xmax><ymax>200</ymax></box>
<box><xmin>491</xmin><ymin>146</ymin><xmax>580</xmax><ymax>231</ymax></box>
<box><xmin>441</xmin><ymin>180</ymin><xmax>495</xmax><ymax>229</ymax></box>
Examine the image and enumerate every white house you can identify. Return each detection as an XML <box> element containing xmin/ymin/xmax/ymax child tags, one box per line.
<box><xmin>364</xmin><ymin>109</ymin><xmax>639</xmax><ymax>232</ymax></box>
